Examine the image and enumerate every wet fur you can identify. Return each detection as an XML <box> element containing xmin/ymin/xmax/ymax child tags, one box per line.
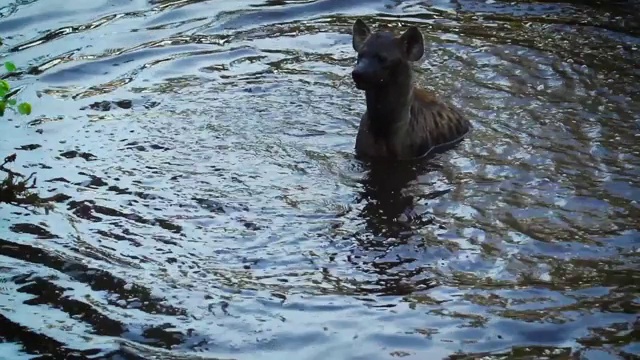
<box><xmin>351</xmin><ymin>19</ymin><xmax>472</xmax><ymax>160</ymax></box>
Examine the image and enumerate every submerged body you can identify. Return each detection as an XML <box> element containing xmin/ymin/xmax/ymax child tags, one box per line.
<box><xmin>355</xmin><ymin>87</ymin><xmax>470</xmax><ymax>160</ymax></box>
<box><xmin>350</xmin><ymin>19</ymin><xmax>471</xmax><ymax>160</ymax></box>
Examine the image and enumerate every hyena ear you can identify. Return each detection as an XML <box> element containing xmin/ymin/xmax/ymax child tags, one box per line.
<box><xmin>400</xmin><ymin>26</ymin><xmax>424</xmax><ymax>61</ymax></box>
<box><xmin>352</xmin><ymin>18</ymin><xmax>371</xmax><ymax>52</ymax></box>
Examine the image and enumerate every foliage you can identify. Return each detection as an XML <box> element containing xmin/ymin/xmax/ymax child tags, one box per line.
<box><xmin>0</xmin><ymin>37</ymin><xmax>32</xmax><ymax>116</ymax></box>
<box><xmin>0</xmin><ymin>36</ymin><xmax>51</xmax><ymax>210</ymax></box>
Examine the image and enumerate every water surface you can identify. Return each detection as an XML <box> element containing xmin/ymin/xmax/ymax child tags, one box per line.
<box><xmin>1</xmin><ymin>0</ymin><xmax>639</xmax><ymax>359</ymax></box>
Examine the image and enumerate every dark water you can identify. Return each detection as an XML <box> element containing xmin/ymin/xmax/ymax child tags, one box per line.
<box><xmin>1</xmin><ymin>0</ymin><xmax>639</xmax><ymax>358</ymax></box>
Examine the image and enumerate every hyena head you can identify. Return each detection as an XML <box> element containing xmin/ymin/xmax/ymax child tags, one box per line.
<box><xmin>351</xmin><ymin>18</ymin><xmax>424</xmax><ymax>91</ymax></box>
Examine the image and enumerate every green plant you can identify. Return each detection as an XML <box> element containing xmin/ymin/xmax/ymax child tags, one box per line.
<box><xmin>0</xmin><ymin>36</ymin><xmax>47</xmax><ymax>209</ymax></box>
<box><xmin>0</xmin><ymin>37</ymin><xmax>31</xmax><ymax>117</ymax></box>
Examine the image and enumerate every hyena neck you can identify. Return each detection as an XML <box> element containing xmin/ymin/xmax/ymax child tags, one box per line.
<box><xmin>364</xmin><ymin>81</ymin><xmax>414</xmax><ymax>139</ymax></box>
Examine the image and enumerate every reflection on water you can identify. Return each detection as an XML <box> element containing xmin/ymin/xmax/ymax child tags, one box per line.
<box><xmin>1</xmin><ymin>0</ymin><xmax>639</xmax><ymax>358</ymax></box>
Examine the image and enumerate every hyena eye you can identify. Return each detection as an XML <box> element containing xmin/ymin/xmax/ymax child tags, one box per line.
<box><xmin>375</xmin><ymin>54</ymin><xmax>388</xmax><ymax>64</ymax></box>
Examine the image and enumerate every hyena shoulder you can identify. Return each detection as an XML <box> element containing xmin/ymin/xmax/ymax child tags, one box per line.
<box><xmin>404</xmin><ymin>88</ymin><xmax>472</xmax><ymax>158</ymax></box>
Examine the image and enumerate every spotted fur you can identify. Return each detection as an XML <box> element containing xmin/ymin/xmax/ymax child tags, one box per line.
<box><xmin>351</xmin><ymin>19</ymin><xmax>472</xmax><ymax>160</ymax></box>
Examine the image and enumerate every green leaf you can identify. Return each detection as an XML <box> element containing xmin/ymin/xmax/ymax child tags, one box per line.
<box><xmin>18</xmin><ymin>102</ymin><xmax>31</xmax><ymax>115</ymax></box>
<box><xmin>0</xmin><ymin>80</ymin><xmax>9</xmax><ymax>92</ymax></box>
<box><xmin>0</xmin><ymin>102</ymin><xmax>5</xmax><ymax>117</ymax></box>
<box><xmin>8</xmin><ymin>98</ymin><xmax>17</xmax><ymax>106</ymax></box>
<box><xmin>4</xmin><ymin>61</ymin><xmax>16</xmax><ymax>72</ymax></box>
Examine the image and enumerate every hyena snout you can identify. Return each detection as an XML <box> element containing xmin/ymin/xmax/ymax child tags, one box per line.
<box><xmin>351</xmin><ymin>58</ymin><xmax>380</xmax><ymax>90</ymax></box>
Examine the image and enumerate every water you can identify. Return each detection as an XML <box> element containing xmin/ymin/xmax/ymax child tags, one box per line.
<box><xmin>1</xmin><ymin>0</ymin><xmax>639</xmax><ymax>358</ymax></box>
